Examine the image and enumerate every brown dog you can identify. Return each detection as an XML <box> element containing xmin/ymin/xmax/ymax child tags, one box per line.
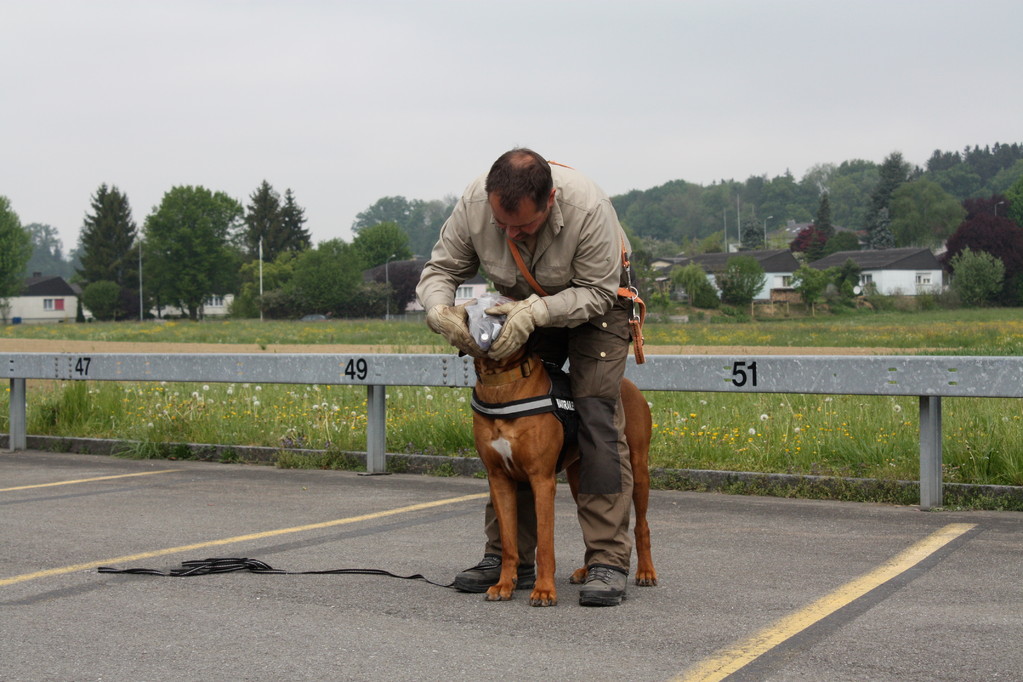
<box><xmin>471</xmin><ymin>348</ymin><xmax>657</xmax><ymax>606</ymax></box>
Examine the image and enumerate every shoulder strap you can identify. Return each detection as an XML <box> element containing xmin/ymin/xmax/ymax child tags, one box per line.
<box><xmin>507</xmin><ymin>238</ymin><xmax>550</xmax><ymax>297</ymax></box>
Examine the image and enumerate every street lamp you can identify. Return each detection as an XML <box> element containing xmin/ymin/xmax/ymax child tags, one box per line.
<box><xmin>763</xmin><ymin>216</ymin><xmax>773</xmax><ymax>248</ymax></box>
<box><xmin>138</xmin><ymin>238</ymin><xmax>143</xmax><ymax>321</ymax></box>
<box><xmin>384</xmin><ymin>253</ymin><xmax>396</xmax><ymax>320</ymax></box>
<box><xmin>259</xmin><ymin>237</ymin><xmax>264</xmax><ymax>322</ymax></box>
<box><xmin>995</xmin><ymin>201</ymin><xmax>1005</xmax><ymax>217</ymax></box>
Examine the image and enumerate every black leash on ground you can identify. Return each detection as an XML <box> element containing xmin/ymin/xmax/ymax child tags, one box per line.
<box><xmin>97</xmin><ymin>557</ymin><xmax>456</xmax><ymax>588</ymax></box>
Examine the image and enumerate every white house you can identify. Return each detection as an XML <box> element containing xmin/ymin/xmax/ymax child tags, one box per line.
<box><xmin>401</xmin><ymin>273</ymin><xmax>492</xmax><ymax>312</ymax></box>
<box><xmin>155</xmin><ymin>294</ymin><xmax>235</xmax><ymax>319</ymax></box>
<box><xmin>5</xmin><ymin>275</ymin><xmax>79</xmax><ymax>324</ymax></box>
<box><xmin>669</xmin><ymin>249</ymin><xmax>802</xmax><ymax>301</ymax></box>
<box><xmin>809</xmin><ymin>248</ymin><xmax>945</xmax><ymax>295</ymax></box>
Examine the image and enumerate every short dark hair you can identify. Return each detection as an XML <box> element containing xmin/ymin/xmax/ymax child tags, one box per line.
<box><xmin>485</xmin><ymin>148</ymin><xmax>553</xmax><ymax>213</ymax></box>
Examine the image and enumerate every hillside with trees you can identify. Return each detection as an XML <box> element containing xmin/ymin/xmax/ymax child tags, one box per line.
<box><xmin>5</xmin><ymin>141</ymin><xmax>1022</xmax><ymax>320</ymax></box>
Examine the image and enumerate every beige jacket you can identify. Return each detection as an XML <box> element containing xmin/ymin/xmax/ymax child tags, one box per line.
<box><xmin>416</xmin><ymin>163</ymin><xmax>629</xmax><ymax>328</ymax></box>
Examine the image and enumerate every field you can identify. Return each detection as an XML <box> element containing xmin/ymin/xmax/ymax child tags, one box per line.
<box><xmin>2</xmin><ymin>308</ymin><xmax>1023</xmax><ymax>499</ymax></box>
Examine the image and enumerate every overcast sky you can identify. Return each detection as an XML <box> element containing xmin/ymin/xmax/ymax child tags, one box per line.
<box><xmin>3</xmin><ymin>0</ymin><xmax>1020</xmax><ymax>253</ymax></box>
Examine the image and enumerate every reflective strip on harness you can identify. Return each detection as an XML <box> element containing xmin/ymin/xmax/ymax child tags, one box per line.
<box><xmin>470</xmin><ymin>390</ymin><xmax>575</xmax><ymax>419</ymax></box>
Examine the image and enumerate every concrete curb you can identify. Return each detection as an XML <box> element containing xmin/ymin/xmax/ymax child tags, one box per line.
<box><xmin>4</xmin><ymin>434</ymin><xmax>1022</xmax><ymax>508</ymax></box>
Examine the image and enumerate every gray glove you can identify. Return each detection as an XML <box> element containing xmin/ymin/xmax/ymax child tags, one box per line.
<box><xmin>485</xmin><ymin>294</ymin><xmax>550</xmax><ymax>361</ymax></box>
<box><xmin>426</xmin><ymin>302</ymin><xmax>485</xmax><ymax>357</ymax></box>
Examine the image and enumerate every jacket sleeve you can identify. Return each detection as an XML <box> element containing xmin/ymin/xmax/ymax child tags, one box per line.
<box><xmin>540</xmin><ymin>198</ymin><xmax>623</xmax><ymax>327</ymax></box>
<box><xmin>416</xmin><ymin>193</ymin><xmax>481</xmax><ymax>311</ymax></box>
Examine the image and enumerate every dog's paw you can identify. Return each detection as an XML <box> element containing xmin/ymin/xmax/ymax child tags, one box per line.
<box><xmin>529</xmin><ymin>588</ymin><xmax>557</xmax><ymax>607</ymax></box>
<box><xmin>484</xmin><ymin>584</ymin><xmax>514</xmax><ymax>601</ymax></box>
<box><xmin>569</xmin><ymin>567</ymin><xmax>588</xmax><ymax>584</ymax></box>
<box><xmin>634</xmin><ymin>570</ymin><xmax>658</xmax><ymax>587</ymax></box>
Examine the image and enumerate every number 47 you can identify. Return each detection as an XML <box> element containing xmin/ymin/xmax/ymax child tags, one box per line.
<box><xmin>731</xmin><ymin>361</ymin><xmax>757</xmax><ymax>387</ymax></box>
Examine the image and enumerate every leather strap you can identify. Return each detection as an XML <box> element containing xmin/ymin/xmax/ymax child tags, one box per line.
<box><xmin>507</xmin><ymin>237</ymin><xmax>549</xmax><ymax>297</ymax></box>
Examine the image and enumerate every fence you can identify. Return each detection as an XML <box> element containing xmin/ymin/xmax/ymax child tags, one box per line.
<box><xmin>5</xmin><ymin>352</ymin><xmax>1023</xmax><ymax>509</ymax></box>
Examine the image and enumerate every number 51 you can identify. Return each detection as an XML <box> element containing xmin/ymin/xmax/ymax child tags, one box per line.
<box><xmin>731</xmin><ymin>361</ymin><xmax>757</xmax><ymax>387</ymax></box>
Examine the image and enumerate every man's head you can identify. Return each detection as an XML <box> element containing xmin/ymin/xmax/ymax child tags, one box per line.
<box><xmin>485</xmin><ymin>148</ymin><xmax>556</xmax><ymax>241</ymax></box>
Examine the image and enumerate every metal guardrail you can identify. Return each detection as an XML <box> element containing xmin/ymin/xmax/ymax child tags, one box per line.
<box><xmin>6</xmin><ymin>352</ymin><xmax>1023</xmax><ymax>509</ymax></box>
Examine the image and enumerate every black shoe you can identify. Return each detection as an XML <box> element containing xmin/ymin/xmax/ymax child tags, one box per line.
<box><xmin>452</xmin><ymin>554</ymin><xmax>536</xmax><ymax>593</ymax></box>
<box><xmin>578</xmin><ymin>565</ymin><xmax>627</xmax><ymax>606</ymax></box>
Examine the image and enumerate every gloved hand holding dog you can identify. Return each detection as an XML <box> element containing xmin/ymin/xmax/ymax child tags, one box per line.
<box><xmin>485</xmin><ymin>294</ymin><xmax>550</xmax><ymax>361</ymax></box>
<box><xmin>427</xmin><ymin>302</ymin><xmax>485</xmax><ymax>357</ymax></box>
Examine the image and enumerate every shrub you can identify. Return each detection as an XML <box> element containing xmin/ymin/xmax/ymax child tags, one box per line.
<box><xmin>81</xmin><ymin>280</ymin><xmax>122</xmax><ymax>321</ymax></box>
<box><xmin>950</xmin><ymin>247</ymin><xmax>1004</xmax><ymax>306</ymax></box>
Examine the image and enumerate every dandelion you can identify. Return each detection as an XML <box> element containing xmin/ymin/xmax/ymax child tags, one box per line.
<box><xmin>748</xmin><ymin>428</ymin><xmax>757</xmax><ymax>436</ymax></box>
<box><xmin>893</xmin><ymin>404</ymin><xmax>903</xmax><ymax>413</ymax></box>
<box><xmin>760</xmin><ymin>414</ymin><xmax>769</xmax><ymax>422</ymax></box>
<box><xmin>203</xmin><ymin>385</ymin><xmax>210</xmax><ymax>391</ymax></box>
<box><xmin>699</xmin><ymin>400</ymin><xmax>707</xmax><ymax>405</ymax></box>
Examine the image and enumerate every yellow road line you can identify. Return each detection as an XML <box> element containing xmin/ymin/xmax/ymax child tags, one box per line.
<box><xmin>0</xmin><ymin>492</ymin><xmax>488</xmax><ymax>588</ymax></box>
<box><xmin>677</xmin><ymin>522</ymin><xmax>976</xmax><ymax>682</ymax></box>
<box><xmin>0</xmin><ymin>469</ymin><xmax>181</xmax><ymax>492</ymax></box>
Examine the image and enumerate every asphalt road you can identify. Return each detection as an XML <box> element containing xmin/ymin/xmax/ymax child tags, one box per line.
<box><xmin>2</xmin><ymin>450</ymin><xmax>1021</xmax><ymax>682</ymax></box>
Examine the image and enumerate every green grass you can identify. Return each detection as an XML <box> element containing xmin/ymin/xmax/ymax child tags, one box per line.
<box><xmin>3</xmin><ymin>310</ymin><xmax>1023</xmax><ymax>495</ymax></box>
<box><xmin>5</xmin><ymin>306</ymin><xmax>1023</xmax><ymax>353</ymax></box>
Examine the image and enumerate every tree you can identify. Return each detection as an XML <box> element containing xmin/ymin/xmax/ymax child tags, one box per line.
<box><xmin>0</xmin><ymin>196</ymin><xmax>32</xmax><ymax>319</ymax></box>
<box><xmin>790</xmin><ymin>224</ymin><xmax>828</xmax><ymax>261</ymax></box>
<box><xmin>815</xmin><ymin>192</ymin><xmax>834</xmax><ymax>240</ymax></box>
<box><xmin>1007</xmin><ymin>175</ymin><xmax>1023</xmax><ymax>228</ymax></box>
<box><xmin>866</xmin><ymin>152</ymin><xmax>911</xmax><ymax>247</ymax></box>
<box><xmin>889</xmin><ymin>179</ymin><xmax>965</xmax><ymax>248</ymax></box>
<box><xmin>286</xmin><ymin>239</ymin><xmax>366</xmax><ymax>317</ymax></box>
<box><xmin>144</xmin><ymin>186</ymin><xmax>243</xmax><ymax>320</ymax></box>
<box><xmin>791</xmin><ymin>264</ymin><xmax>828</xmax><ymax>315</ymax></box>
<box><xmin>77</xmin><ymin>184</ymin><xmax>138</xmax><ymax>318</ymax></box>
<box><xmin>81</xmin><ymin>280</ymin><xmax>122</xmax><ymax>321</ymax></box>
<box><xmin>23</xmin><ymin>223</ymin><xmax>74</xmax><ymax>280</ymax></box>
<box><xmin>740</xmin><ymin>214</ymin><xmax>764</xmax><ymax>249</ymax></box>
<box><xmin>230</xmin><ymin>251</ymin><xmax>298</xmax><ymax>318</ymax></box>
<box><xmin>831</xmin><ymin>258</ymin><xmax>862</xmax><ymax>299</ymax></box>
<box><xmin>827</xmin><ymin>160</ymin><xmax>879</xmax><ymax>231</ymax></box>
<box><xmin>868</xmin><ymin>208</ymin><xmax>895</xmax><ymax>250</ymax></box>
<box><xmin>949</xmin><ymin>248</ymin><xmax>1004</xmax><ymax>306</ymax></box>
<box><xmin>242</xmin><ymin>182</ymin><xmax>311</xmax><ymax>263</ymax></box>
<box><xmin>715</xmin><ymin>255</ymin><xmax>766</xmax><ymax>306</ymax></box>
<box><xmin>825</xmin><ymin>231</ymin><xmax>860</xmax><ymax>255</ymax></box>
<box><xmin>352</xmin><ymin>221</ymin><xmax>412</xmax><ymax>268</ymax></box>
<box><xmin>671</xmin><ymin>263</ymin><xmax>719</xmax><ymax>308</ymax></box>
<box><xmin>353</xmin><ymin>194</ymin><xmax>456</xmax><ymax>259</ymax></box>
<box><xmin>279</xmin><ymin>189</ymin><xmax>311</xmax><ymax>253</ymax></box>
<box><xmin>242</xmin><ymin>180</ymin><xmax>282</xmax><ymax>261</ymax></box>
<box><xmin>943</xmin><ymin>210</ymin><xmax>1023</xmax><ymax>305</ymax></box>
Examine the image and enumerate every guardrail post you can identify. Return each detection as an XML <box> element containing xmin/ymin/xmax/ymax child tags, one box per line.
<box><xmin>363</xmin><ymin>384</ymin><xmax>388</xmax><ymax>475</ymax></box>
<box><xmin>9</xmin><ymin>378</ymin><xmax>27</xmax><ymax>451</ymax></box>
<box><xmin>919</xmin><ymin>395</ymin><xmax>943</xmax><ymax>509</ymax></box>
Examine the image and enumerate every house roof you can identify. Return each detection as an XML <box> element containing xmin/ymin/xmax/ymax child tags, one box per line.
<box><xmin>21</xmin><ymin>275</ymin><xmax>77</xmax><ymax>296</ymax></box>
<box><xmin>673</xmin><ymin>249</ymin><xmax>801</xmax><ymax>274</ymax></box>
<box><xmin>809</xmin><ymin>248</ymin><xmax>943</xmax><ymax>271</ymax></box>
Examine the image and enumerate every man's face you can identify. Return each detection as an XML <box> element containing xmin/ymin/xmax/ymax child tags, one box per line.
<box><xmin>488</xmin><ymin>190</ymin><xmax>554</xmax><ymax>241</ymax></box>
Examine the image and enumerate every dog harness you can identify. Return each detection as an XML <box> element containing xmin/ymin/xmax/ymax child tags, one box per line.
<box><xmin>470</xmin><ymin>361</ymin><xmax>580</xmax><ymax>463</ymax></box>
